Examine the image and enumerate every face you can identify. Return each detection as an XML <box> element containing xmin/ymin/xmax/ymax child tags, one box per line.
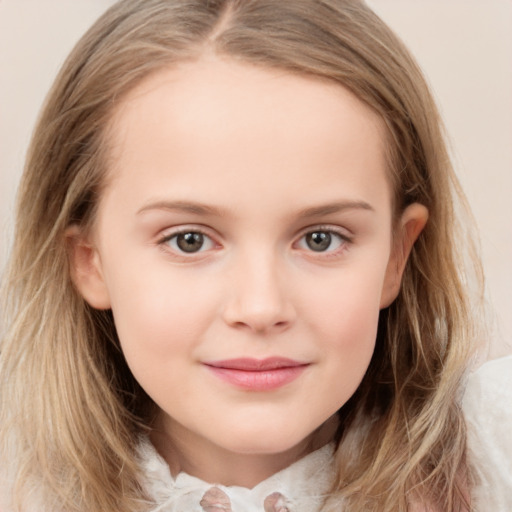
<box><xmin>71</xmin><ymin>57</ymin><xmax>426</xmax><ymax>473</ymax></box>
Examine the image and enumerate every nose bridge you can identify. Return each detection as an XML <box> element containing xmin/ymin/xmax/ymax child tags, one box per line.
<box><xmin>223</xmin><ymin>244</ymin><xmax>294</xmax><ymax>333</ymax></box>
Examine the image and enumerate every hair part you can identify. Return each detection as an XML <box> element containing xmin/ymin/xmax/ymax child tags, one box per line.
<box><xmin>1</xmin><ymin>1</ymin><xmax>482</xmax><ymax>510</ymax></box>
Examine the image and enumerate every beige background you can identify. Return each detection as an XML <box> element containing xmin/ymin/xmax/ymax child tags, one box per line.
<box><xmin>1</xmin><ymin>1</ymin><xmax>511</xmax><ymax>358</ymax></box>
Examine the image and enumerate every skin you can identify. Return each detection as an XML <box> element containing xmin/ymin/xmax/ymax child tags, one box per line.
<box><xmin>70</xmin><ymin>56</ymin><xmax>427</xmax><ymax>488</ymax></box>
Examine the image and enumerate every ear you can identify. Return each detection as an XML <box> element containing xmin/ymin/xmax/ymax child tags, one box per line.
<box><xmin>66</xmin><ymin>226</ymin><xmax>111</xmax><ymax>310</ymax></box>
<box><xmin>380</xmin><ymin>203</ymin><xmax>428</xmax><ymax>309</ymax></box>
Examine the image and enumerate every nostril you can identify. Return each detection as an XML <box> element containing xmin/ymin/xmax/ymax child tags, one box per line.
<box><xmin>221</xmin><ymin>274</ymin><xmax>296</xmax><ymax>333</ymax></box>
<box><xmin>227</xmin><ymin>318</ymin><xmax>290</xmax><ymax>335</ymax></box>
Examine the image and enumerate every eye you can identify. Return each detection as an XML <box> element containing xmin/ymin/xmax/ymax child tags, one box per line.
<box><xmin>161</xmin><ymin>231</ymin><xmax>216</xmax><ymax>254</ymax></box>
<box><xmin>297</xmin><ymin>230</ymin><xmax>348</xmax><ymax>253</ymax></box>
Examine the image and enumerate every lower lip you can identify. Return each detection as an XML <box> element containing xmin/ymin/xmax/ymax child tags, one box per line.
<box><xmin>205</xmin><ymin>365</ymin><xmax>308</xmax><ymax>391</ymax></box>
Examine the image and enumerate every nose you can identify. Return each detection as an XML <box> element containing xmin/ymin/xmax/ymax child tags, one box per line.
<box><xmin>222</xmin><ymin>251</ymin><xmax>296</xmax><ymax>335</ymax></box>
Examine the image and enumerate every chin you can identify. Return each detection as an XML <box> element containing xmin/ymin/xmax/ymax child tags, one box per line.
<box><xmin>219</xmin><ymin>427</ymin><xmax>312</xmax><ymax>456</ymax></box>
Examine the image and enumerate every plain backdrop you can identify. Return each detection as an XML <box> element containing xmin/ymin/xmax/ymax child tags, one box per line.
<box><xmin>1</xmin><ymin>1</ymin><xmax>511</xmax><ymax>358</ymax></box>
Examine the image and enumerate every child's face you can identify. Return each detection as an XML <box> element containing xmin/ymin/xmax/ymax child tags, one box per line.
<box><xmin>72</xmin><ymin>58</ymin><xmax>425</xmax><ymax>466</ymax></box>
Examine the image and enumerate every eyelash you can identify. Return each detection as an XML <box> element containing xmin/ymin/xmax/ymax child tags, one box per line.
<box><xmin>157</xmin><ymin>225</ymin><xmax>352</xmax><ymax>258</ymax></box>
<box><xmin>294</xmin><ymin>226</ymin><xmax>352</xmax><ymax>256</ymax></box>
<box><xmin>158</xmin><ymin>227</ymin><xmax>218</xmax><ymax>256</ymax></box>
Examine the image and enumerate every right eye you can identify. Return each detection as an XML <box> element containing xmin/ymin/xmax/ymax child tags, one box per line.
<box><xmin>160</xmin><ymin>231</ymin><xmax>216</xmax><ymax>254</ymax></box>
<box><xmin>295</xmin><ymin>229</ymin><xmax>349</xmax><ymax>254</ymax></box>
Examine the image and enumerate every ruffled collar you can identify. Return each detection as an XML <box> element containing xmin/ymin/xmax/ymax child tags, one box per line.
<box><xmin>138</xmin><ymin>438</ymin><xmax>336</xmax><ymax>512</ymax></box>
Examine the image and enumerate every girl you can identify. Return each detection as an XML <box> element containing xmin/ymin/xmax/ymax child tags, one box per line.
<box><xmin>0</xmin><ymin>0</ymin><xmax>484</xmax><ymax>510</ymax></box>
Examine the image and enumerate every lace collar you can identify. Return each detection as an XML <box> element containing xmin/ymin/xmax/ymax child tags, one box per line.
<box><xmin>138</xmin><ymin>439</ymin><xmax>336</xmax><ymax>512</ymax></box>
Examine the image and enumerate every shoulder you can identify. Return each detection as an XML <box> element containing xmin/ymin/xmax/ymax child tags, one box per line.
<box><xmin>463</xmin><ymin>355</ymin><xmax>512</xmax><ymax>511</ymax></box>
<box><xmin>465</xmin><ymin>355</ymin><xmax>512</xmax><ymax>400</ymax></box>
<box><xmin>463</xmin><ymin>355</ymin><xmax>512</xmax><ymax>438</ymax></box>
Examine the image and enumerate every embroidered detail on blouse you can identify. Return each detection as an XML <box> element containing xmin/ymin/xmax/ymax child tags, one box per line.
<box><xmin>138</xmin><ymin>439</ymin><xmax>335</xmax><ymax>512</ymax></box>
<box><xmin>263</xmin><ymin>491</ymin><xmax>291</xmax><ymax>512</ymax></box>
<box><xmin>200</xmin><ymin>487</ymin><xmax>233</xmax><ymax>511</ymax></box>
<box><xmin>197</xmin><ymin>487</ymin><xmax>291</xmax><ymax>512</ymax></box>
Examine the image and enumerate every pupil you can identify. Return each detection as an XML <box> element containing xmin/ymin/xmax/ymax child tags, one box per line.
<box><xmin>177</xmin><ymin>232</ymin><xmax>204</xmax><ymax>253</ymax></box>
<box><xmin>306</xmin><ymin>232</ymin><xmax>331</xmax><ymax>251</ymax></box>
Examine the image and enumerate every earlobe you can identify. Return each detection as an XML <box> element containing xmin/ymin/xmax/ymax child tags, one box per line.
<box><xmin>66</xmin><ymin>226</ymin><xmax>111</xmax><ymax>310</ymax></box>
<box><xmin>380</xmin><ymin>203</ymin><xmax>428</xmax><ymax>309</ymax></box>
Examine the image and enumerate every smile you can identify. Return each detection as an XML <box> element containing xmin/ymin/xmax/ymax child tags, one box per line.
<box><xmin>203</xmin><ymin>358</ymin><xmax>310</xmax><ymax>391</ymax></box>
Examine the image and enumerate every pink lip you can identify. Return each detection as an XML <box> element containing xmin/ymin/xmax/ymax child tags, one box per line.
<box><xmin>203</xmin><ymin>358</ymin><xmax>309</xmax><ymax>391</ymax></box>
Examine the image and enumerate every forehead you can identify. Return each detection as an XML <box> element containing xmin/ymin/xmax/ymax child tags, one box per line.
<box><xmin>103</xmin><ymin>57</ymin><xmax>391</xmax><ymax>215</ymax></box>
<box><xmin>115</xmin><ymin>56</ymin><xmax>380</xmax><ymax>118</ymax></box>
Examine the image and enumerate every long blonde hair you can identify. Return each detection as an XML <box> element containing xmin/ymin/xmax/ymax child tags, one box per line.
<box><xmin>0</xmin><ymin>1</ymin><xmax>482</xmax><ymax>510</ymax></box>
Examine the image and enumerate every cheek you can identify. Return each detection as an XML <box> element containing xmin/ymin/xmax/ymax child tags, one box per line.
<box><xmin>105</xmin><ymin>260</ymin><xmax>217</xmax><ymax>361</ymax></box>
<box><xmin>299</xmin><ymin>266</ymin><xmax>385</xmax><ymax>397</ymax></box>
<box><xmin>319</xmin><ymin>310</ymin><xmax>379</xmax><ymax>413</ymax></box>
<box><xmin>322</xmin><ymin>291</ymin><xmax>380</xmax><ymax>375</ymax></box>
<box><xmin>302</xmin><ymin>262</ymin><xmax>384</xmax><ymax>340</ymax></box>
<box><xmin>105</xmin><ymin>266</ymin><xmax>220</xmax><ymax>403</ymax></box>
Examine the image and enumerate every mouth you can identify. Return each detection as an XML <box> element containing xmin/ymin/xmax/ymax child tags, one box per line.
<box><xmin>203</xmin><ymin>357</ymin><xmax>310</xmax><ymax>391</ymax></box>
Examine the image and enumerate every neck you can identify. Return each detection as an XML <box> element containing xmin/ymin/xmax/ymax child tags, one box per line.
<box><xmin>150</xmin><ymin>415</ymin><xmax>338</xmax><ymax>488</ymax></box>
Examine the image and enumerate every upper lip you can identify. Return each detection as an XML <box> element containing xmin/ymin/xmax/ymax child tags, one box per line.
<box><xmin>203</xmin><ymin>357</ymin><xmax>307</xmax><ymax>371</ymax></box>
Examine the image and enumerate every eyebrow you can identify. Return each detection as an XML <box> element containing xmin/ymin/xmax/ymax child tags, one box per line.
<box><xmin>137</xmin><ymin>200</ymin><xmax>228</xmax><ymax>216</ymax></box>
<box><xmin>137</xmin><ymin>199</ymin><xmax>374</xmax><ymax>217</ymax></box>
<box><xmin>296</xmin><ymin>200</ymin><xmax>375</xmax><ymax>218</ymax></box>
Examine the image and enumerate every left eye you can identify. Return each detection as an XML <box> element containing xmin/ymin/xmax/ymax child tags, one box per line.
<box><xmin>297</xmin><ymin>230</ymin><xmax>346</xmax><ymax>252</ymax></box>
<box><xmin>163</xmin><ymin>231</ymin><xmax>215</xmax><ymax>253</ymax></box>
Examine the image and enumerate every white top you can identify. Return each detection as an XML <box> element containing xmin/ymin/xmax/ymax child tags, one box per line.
<box><xmin>139</xmin><ymin>440</ymin><xmax>336</xmax><ymax>512</ymax></box>
<box><xmin>463</xmin><ymin>354</ymin><xmax>512</xmax><ymax>511</ymax></box>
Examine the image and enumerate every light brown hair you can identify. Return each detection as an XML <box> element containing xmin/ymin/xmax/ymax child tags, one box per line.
<box><xmin>0</xmin><ymin>1</ymin><xmax>482</xmax><ymax>510</ymax></box>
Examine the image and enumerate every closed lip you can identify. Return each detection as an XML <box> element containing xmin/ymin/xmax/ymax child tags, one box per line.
<box><xmin>203</xmin><ymin>357</ymin><xmax>308</xmax><ymax>371</ymax></box>
<box><xmin>202</xmin><ymin>357</ymin><xmax>310</xmax><ymax>391</ymax></box>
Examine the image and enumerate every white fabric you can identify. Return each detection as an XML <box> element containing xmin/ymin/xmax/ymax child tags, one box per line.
<box><xmin>463</xmin><ymin>355</ymin><xmax>512</xmax><ymax>511</ymax></box>
<box><xmin>139</xmin><ymin>440</ymin><xmax>335</xmax><ymax>512</ymax></box>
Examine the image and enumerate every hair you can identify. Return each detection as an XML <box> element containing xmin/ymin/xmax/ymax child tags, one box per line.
<box><xmin>0</xmin><ymin>1</ymin><xmax>483</xmax><ymax>511</ymax></box>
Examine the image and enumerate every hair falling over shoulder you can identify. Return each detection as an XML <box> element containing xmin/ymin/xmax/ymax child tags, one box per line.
<box><xmin>0</xmin><ymin>1</ymin><xmax>483</xmax><ymax>510</ymax></box>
